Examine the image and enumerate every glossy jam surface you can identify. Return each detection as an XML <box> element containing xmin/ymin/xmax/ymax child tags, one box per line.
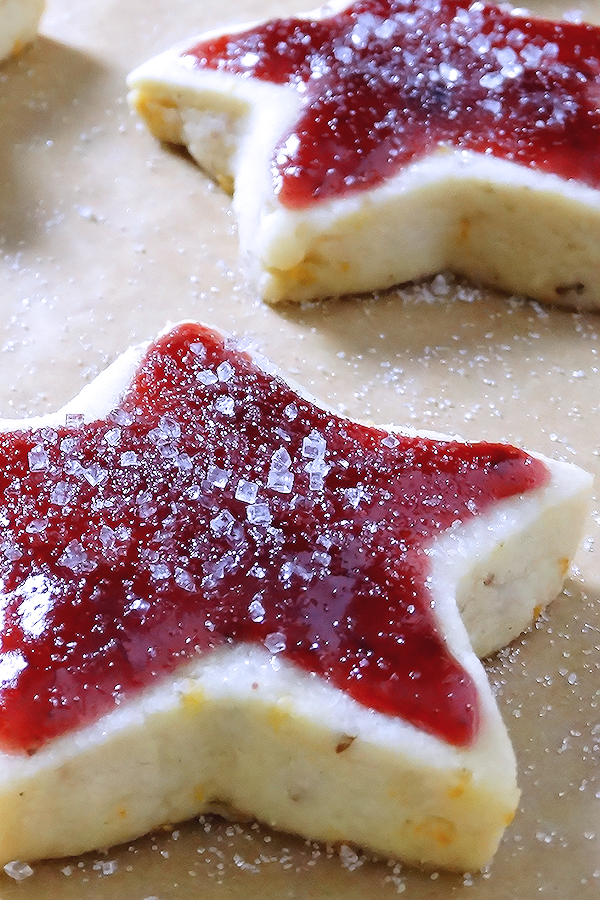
<box><xmin>0</xmin><ymin>324</ymin><xmax>548</xmax><ymax>753</ymax></box>
<box><xmin>186</xmin><ymin>0</ymin><xmax>600</xmax><ymax>208</ymax></box>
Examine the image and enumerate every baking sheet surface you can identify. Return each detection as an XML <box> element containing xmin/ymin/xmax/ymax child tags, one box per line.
<box><xmin>1</xmin><ymin>0</ymin><xmax>600</xmax><ymax>896</ymax></box>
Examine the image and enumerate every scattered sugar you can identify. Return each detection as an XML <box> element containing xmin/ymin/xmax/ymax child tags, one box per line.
<box><xmin>174</xmin><ymin>568</ymin><xmax>195</xmax><ymax>592</ymax></box>
<box><xmin>176</xmin><ymin>453</ymin><xmax>193</xmax><ymax>471</ymax></box>
<box><xmin>302</xmin><ymin>431</ymin><xmax>327</xmax><ymax>460</ymax></box>
<box><xmin>28</xmin><ymin>445</ymin><xmax>49</xmax><ymax>472</ymax></box>
<box><xmin>155</xmin><ymin>417</ymin><xmax>181</xmax><ymax>441</ymax></box>
<box><xmin>312</xmin><ymin>550</ymin><xmax>331</xmax><ymax>568</ymax></box>
<box><xmin>138</xmin><ymin>498</ymin><xmax>157</xmax><ymax>519</ymax></box>
<box><xmin>339</xmin><ymin>844</ymin><xmax>365</xmax><ymax>871</ymax></box>
<box><xmin>205</xmin><ymin>466</ymin><xmax>230</xmax><ymax>490</ymax></box>
<box><xmin>438</xmin><ymin>61</ymin><xmax>461</xmax><ymax>84</ymax></box>
<box><xmin>99</xmin><ymin>525</ymin><xmax>116</xmax><ymax>549</ymax></box>
<box><xmin>2</xmin><ymin>543</ymin><xmax>22</xmax><ymax>562</ymax></box>
<box><xmin>344</xmin><ymin>485</ymin><xmax>366</xmax><ymax>509</ymax></box>
<box><xmin>149</xmin><ymin>563</ymin><xmax>170</xmax><ymax>581</ymax></box>
<box><xmin>65</xmin><ymin>412</ymin><xmax>85</xmax><ymax>428</ymax></box>
<box><xmin>25</xmin><ymin>518</ymin><xmax>47</xmax><ymax>534</ymax></box>
<box><xmin>479</xmin><ymin>71</ymin><xmax>504</xmax><ymax>90</ymax></box>
<box><xmin>197</xmin><ymin>370</ymin><xmax>218</xmax><ymax>385</ymax></box>
<box><xmin>58</xmin><ymin>540</ymin><xmax>94</xmax><ymax>573</ymax></box>
<box><xmin>210</xmin><ymin>510</ymin><xmax>235</xmax><ymax>537</ymax></box>
<box><xmin>217</xmin><ymin>361</ymin><xmax>234</xmax><ymax>382</ymax></box>
<box><xmin>92</xmin><ymin>859</ymin><xmax>118</xmax><ymax>875</ymax></box>
<box><xmin>214</xmin><ymin>396</ymin><xmax>235</xmax><ymax>416</ymax></box>
<box><xmin>481</xmin><ymin>97</ymin><xmax>502</xmax><ymax>115</ymax></box>
<box><xmin>3</xmin><ymin>860</ymin><xmax>34</xmax><ymax>881</ymax></box>
<box><xmin>40</xmin><ymin>428</ymin><xmax>58</xmax><ymax>444</ymax></box>
<box><xmin>235</xmin><ymin>480</ymin><xmax>259</xmax><ymax>504</ymax></box>
<box><xmin>264</xmin><ymin>632</ymin><xmax>286</xmax><ymax>653</ymax></box>
<box><xmin>0</xmin><ymin>651</ymin><xmax>27</xmax><ymax>685</ymax></box>
<box><xmin>189</xmin><ymin>341</ymin><xmax>207</xmax><ymax>360</ymax></box>
<box><xmin>246</xmin><ymin>503</ymin><xmax>272</xmax><ymax>526</ymax></box>
<box><xmin>104</xmin><ymin>427</ymin><xmax>121</xmax><ymax>446</ymax></box>
<box><xmin>109</xmin><ymin>410</ymin><xmax>133</xmax><ymax>427</ymax></box>
<box><xmin>82</xmin><ymin>463</ymin><xmax>107</xmax><ymax>486</ymax></box>
<box><xmin>267</xmin><ymin>446</ymin><xmax>294</xmax><ymax>493</ymax></box>
<box><xmin>267</xmin><ymin>467</ymin><xmax>294</xmax><ymax>492</ymax></box>
<box><xmin>248</xmin><ymin>596</ymin><xmax>266</xmax><ymax>623</ymax></box>
<box><xmin>279</xmin><ymin>561</ymin><xmax>295</xmax><ymax>583</ymax></box>
<box><xmin>333</xmin><ymin>44</ymin><xmax>353</xmax><ymax>64</ymax></box>
<box><xmin>270</xmin><ymin>447</ymin><xmax>292</xmax><ymax>470</ymax></box>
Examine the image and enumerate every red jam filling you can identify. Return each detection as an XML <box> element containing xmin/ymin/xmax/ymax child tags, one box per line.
<box><xmin>0</xmin><ymin>323</ymin><xmax>548</xmax><ymax>754</ymax></box>
<box><xmin>185</xmin><ymin>0</ymin><xmax>600</xmax><ymax>207</ymax></box>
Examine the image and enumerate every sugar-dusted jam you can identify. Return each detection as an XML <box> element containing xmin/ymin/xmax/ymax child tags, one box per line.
<box><xmin>0</xmin><ymin>324</ymin><xmax>548</xmax><ymax>754</ymax></box>
<box><xmin>186</xmin><ymin>0</ymin><xmax>600</xmax><ymax>207</ymax></box>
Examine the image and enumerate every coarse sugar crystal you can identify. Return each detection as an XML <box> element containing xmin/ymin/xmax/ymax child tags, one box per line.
<box><xmin>235</xmin><ymin>479</ymin><xmax>259</xmax><ymax>504</ymax></box>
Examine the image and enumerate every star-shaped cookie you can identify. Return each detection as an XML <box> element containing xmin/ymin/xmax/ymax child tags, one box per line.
<box><xmin>0</xmin><ymin>322</ymin><xmax>591</xmax><ymax>869</ymax></box>
<box><xmin>128</xmin><ymin>0</ymin><xmax>600</xmax><ymax>306</ymax></box>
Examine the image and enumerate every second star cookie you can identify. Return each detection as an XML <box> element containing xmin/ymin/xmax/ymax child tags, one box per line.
<box><xmin>128</xmin><ymin>0</ymin><xmax>600</xmax><ymax>306</ymax></box>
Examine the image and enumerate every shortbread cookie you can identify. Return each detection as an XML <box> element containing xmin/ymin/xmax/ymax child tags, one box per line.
<box><xmin>0</xmin><ymin>322</ymin><xmax>591</xmax><ymax>870</ymax></box>
<box><xmin>128</xmin><ymin>0</ymin><xmax>600</xmax><ymax>307</ymax></box>
<box><xmin>0</xmin><ymin>0</ymin><xmax>44</xmax><ymax>62</ymax></box>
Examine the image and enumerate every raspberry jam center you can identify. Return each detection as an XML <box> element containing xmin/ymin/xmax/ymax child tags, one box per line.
<box><xmin>0</xmin><ymin>323</ymin><xmax>548</xmax><ymax>753</ymax></box>
<box><xmin>186</xmin><ymin>0</ymin><xmax>600</xmax><ymax>207</ymax></box>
